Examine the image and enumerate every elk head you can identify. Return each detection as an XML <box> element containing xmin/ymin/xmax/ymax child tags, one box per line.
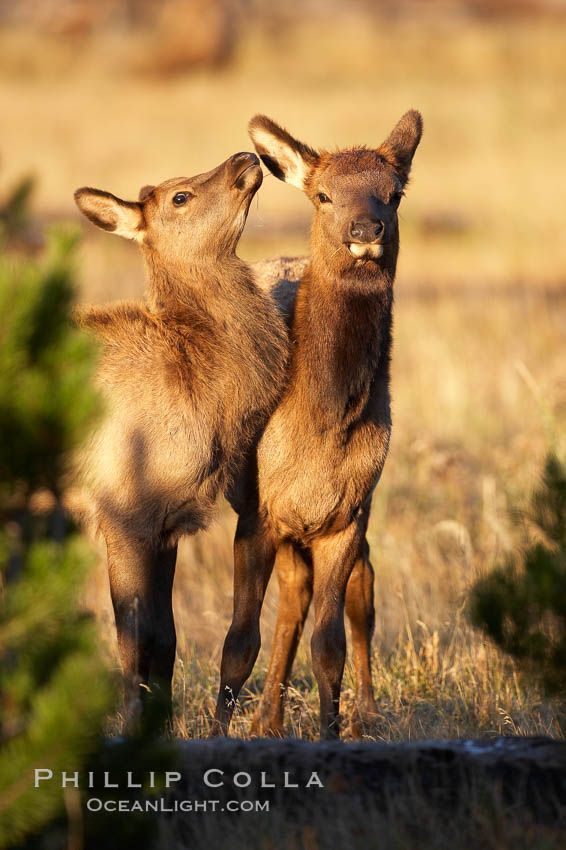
<box><xmin>248</xmin><ymin>112</ymin><xmax>422</xmax><ymax>277</ymax></box>
<box><xmin>74</xmin><ymin>152</ymin><xmax>263</xmax><ymax>270</ymax></box>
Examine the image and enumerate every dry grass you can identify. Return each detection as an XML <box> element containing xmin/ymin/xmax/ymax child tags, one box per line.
<box><xmin>1</xmin><ymin>16</ymin><xmax>566</xmax><ymax>289</ymax></box>
<box><xmin>85</xmin><ymin>294</ymin><xmax>566</xmax><ymax>742</ymax></box>
<box><xmin>4</xmin><ymin>14</ymin><xmax>565</xmax><ymax>742</ymax></box>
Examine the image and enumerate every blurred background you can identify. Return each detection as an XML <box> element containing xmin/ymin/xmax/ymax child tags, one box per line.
<box><xmin>2</xmin><ymin>0</ymin><xmax>566</xmax><ymax>739</ymax></box>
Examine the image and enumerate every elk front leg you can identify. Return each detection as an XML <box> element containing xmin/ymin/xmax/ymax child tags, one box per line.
<box><xmin>105</xmin><ymin>533</ymin><xmax>157</xmax><ymax>724</ymax></box>
<box><xmin>251</xmin><ymin>543</ymin><xmax>313</xmax><ymax>737</ymax></box>
<box><xmin>212</xmin><ymin>514</ymin><xmax>276</xmax><ymax>736</ymax></box>
<box><xmin>345</xmin><ymin>543</ymin><xmax>377</xmax><ymax>737</ymax></box>
<box><xmin>310</xmin><ymin>521</ymin><xmax>365</xmax><ymax>740</ymax></box>
<box><xmin>149</xmin><ymin>544</ymin><xmax>178</xmax><ymax>724</ymax></box>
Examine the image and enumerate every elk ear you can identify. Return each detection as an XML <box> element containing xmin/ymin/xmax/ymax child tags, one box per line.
<box><xmin>378</xmin><ymin>110</ymin><xmax>423</xmax><ymax>185</ymax></box>
<box><xmin>74</xmin><ymin>188</ymin><xmax>145</xmax><ymax>242</ymax></box>
<box><xmin>138</xmin><ymin>184</ymin><xmax>155</xmax><ymax>201</ymax></box>
<box><xmin>248</xmin><ymin>115</ymin><xmax>319</xmax><ymax>191</ymax></box>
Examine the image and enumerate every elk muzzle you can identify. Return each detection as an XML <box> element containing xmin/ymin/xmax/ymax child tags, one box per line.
<box><xmin>230</xmin><ymin>152</ymin><xmax>263</xmax><ymax>192</ymax></box>
<box><xmin>346</xmin><ymin>218</ymin><xmax>385</xmax><ymax>259</ymax></box>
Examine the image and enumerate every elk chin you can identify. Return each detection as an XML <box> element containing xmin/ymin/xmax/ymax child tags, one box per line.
<box><xmin>347</xmin><ymin>243</ymin><xmax>384</xmax><ymax>260</ymax></box>
<box><xmin>225</xmin><ymin>206</ymin><xmax>253</xmax><ymax>255</ymax></box>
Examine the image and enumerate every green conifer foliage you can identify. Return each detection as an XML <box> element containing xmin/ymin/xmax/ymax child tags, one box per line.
<box><xmin>0</xmin><ymin>226</ymin><xmax>114</xmax><ymax>848</ymax></box>
<box><xmin>0</xmin><ymin>228</ymin><xmax>100</xmax><ymax>497</ymax></box>
<box><xmin>0</xmin><ymin>176</ymin><xmax>35</xmax><ymax>243</ymax></box>
<box><xmin>469</xmin><ymin>454</ymin><xmax>566</xmax><ymax>696</ymax></box>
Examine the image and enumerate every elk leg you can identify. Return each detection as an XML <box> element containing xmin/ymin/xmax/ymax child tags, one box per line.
<box><xmin>212</xmin><ymin>514</ymin><xmax>276</xmax><ymax>735</ymax></box>
<box><xmin>345</xmin><ymin>544</ymin><xmax>378</xmax><ymax>737</ymax></box>
<box><xmin>148</xmin><ymin>544</ymin><xmax>178</xmax><ymax>723</ymax></box>
<box><xmin>251</xmin><ymin>543</ymin><xmax>313</xmax><ymax>737</ymax></box>
<box><xmin>105</xmin><ymin>533</ymin><xmax>157</xmax><ymax>724</ymax></box>
<box><xmin>310</xmin><ymin>521</ymin><xmax>364</xmax><ymax>740</ymax></box>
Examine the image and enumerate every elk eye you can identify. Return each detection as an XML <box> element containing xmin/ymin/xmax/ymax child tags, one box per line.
<box><xmin>173</xmin><ymin>192</ymin><xmax>189</xmax><ymax>206</ymax></box>
<box><xmin>317</xmin><ymin>193</ymin><xmax>331</xmax><ymax>204</ymax></box>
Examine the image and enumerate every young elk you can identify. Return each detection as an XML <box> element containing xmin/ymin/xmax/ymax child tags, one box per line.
<box><xmin>73</xmin><ymin>152</ymin><xmax>288</xmax><ymax>723</ymax></box>
<box><xmin>214</xmin><ymin>112</ymin><xmax>422</xmax><ymax>739</ymax></box>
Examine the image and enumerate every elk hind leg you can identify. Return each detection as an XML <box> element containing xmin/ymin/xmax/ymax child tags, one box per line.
<box><xmin>345</xmin><ymin>545</ymin><xmax>378</xmax><ymax>738</ymax></box>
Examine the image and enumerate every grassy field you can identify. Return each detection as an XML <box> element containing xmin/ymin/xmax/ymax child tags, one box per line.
<box><xmin>87</xmin><ymin>280</ymin><xmax>566</xmax><ymax>742</ymax></box>
<box><xmin>3</xmin><ymin>14</ymin><xmax>566</xmax><ymax>742</ymax></box>
<box><xmin>1</xmin><ymin>15</ymin><xmax>566</xmax><ymax>290</ymax></box>
<box><xmin>164</xmin><ymin>293</ymin><xmax>565</xmax><ymax>742</ymax></box>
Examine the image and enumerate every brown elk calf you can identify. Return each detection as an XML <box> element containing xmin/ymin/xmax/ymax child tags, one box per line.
<box><xmin>214</xmin><ymin>113</ymin><xmax>422</xmax><ymax>739</ymax></box>
<box><xmin>73</xmin><ymin>152</ymin><xmax>288</xmax><ymax>722</ymax></box>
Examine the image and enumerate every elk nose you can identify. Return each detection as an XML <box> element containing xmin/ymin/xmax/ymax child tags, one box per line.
<box><xmin>231</xmin><ymin>151</ymin><xmax>258</xmax><ymax>166</ymax></box>
<box><xmin>349</xmin><ymin>219</ymin><xmax>385</xmax><ymax>243</ymax></box>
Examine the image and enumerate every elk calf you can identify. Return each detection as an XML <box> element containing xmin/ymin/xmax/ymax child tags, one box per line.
<box><xmin>215</xmin><ymin>113</ymin><xmax>422</xmax><ymax>739</ymax></box>
<box><xmin>73</xmin><ymin>152</ymin><xmax>288</xmax><ymax>722</ymax></box>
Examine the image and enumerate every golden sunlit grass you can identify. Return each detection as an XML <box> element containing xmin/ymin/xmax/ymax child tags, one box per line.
<box><xmin>85</xmin><ymin>293</ymin><xmax>566</xmax><ymax>741</ymax></box>
<box><xmin>5</xmin><ymin>13</ymin><xmax>564</xmax><ymax>742</ymax></box>
<box><xmin>1</xmin><ymin>16</ymin><xmax>566</xmax><ymax>289</ymax></box>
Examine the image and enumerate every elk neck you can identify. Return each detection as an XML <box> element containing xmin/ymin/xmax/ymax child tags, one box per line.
<box><xmin>142</xmin><ymin>250</ymin><xmax>256</xmax><ymax>315</ymax></box>
<box><xmin>291</xmin><ymin>247</ymin><xmax>395</xmax><ymax>425</ymax></box>
<box><xmin>141</xmin><ymin>249</ymin><xmax>289</xmax><ymax>422</ymax></box>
